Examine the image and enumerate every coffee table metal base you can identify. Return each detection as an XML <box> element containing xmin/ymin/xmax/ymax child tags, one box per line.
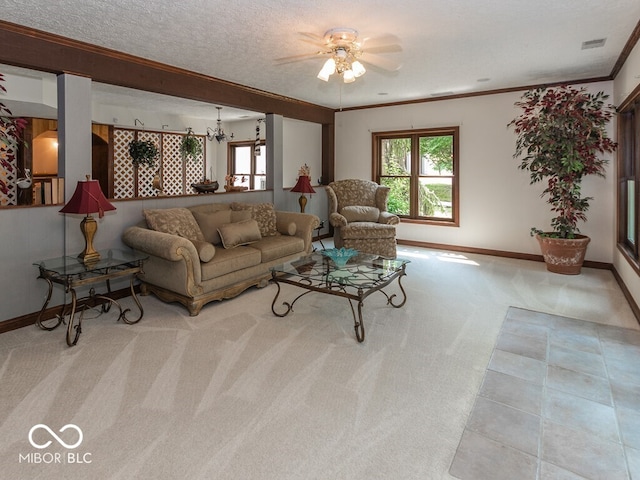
<box><xmin>270</xmin><ymin>264</ymin><xmax>407</xmax><ymax>343</ymax></box>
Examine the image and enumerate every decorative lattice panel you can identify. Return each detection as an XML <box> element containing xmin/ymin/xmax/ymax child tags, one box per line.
<box><xmin>185</xmin><ymin>136</ymin><xmax>205</xmax><ymax>188</ymax></box>
<box><xmin>113</xmin><ymin>129</ymin><xmax>135</xmax><ymax>199</ymax></box>
<box><xmin>162</xmin><ymin>134</ymin><xmax>184</xmax><ymax>196</ymax></box>
<box><xmin>112</xmin><ymin>128</ymin><xmax>205</xmax><ymax>199</ymax></box>
<box><xmin>137</xmin><ymin>131</ymin><xmax>161</xmax><ymax>197</ymax></box>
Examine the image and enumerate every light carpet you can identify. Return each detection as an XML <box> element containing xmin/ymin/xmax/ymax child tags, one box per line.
<box><xmin>0</xmin><ymin>245</ymin><xmax>637</xmax><ymax>479</ymax></box>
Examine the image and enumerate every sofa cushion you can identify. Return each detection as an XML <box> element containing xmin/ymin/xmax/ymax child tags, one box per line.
<box><xmin>231</xmin><ymin>202</ymin><xmax>278</xmax><ymax>237</ymax></box>
<box><xmin>143</xmin><ymin>207</ymin><xmax>205</xmax><ymax>243</ymax></box>
<box><xmin>249</xmin><ymin>235</ymin><xmax>305</xmax><ymax>263</ymax></box>
<box><xmin>218</xmin><ymin>219</ymin><xmax>262</xmax><ymax>249</ymax></box>
<box><xmin>200</xmin><ymin>246</ymin><xmax>262</xmax><ymax>280</ymax></box>
<box><xmin>192</xmin><ymin>209</ymin><xmax>231</xmax><ymax>245</ymax></box>
<box><xmin>341</xmin><ymin>205</ymin><xmax>380</xmax><ymax>223</ymax></box>
<box><xmin>192</xmin><ymin>240</ymin><xmax>216</xmax><ymax>263</ymax></box>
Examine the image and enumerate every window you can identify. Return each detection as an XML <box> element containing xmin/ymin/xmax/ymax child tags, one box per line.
<box><xmin>228</xmin><ymin>141</ymin><xmax>267</xmax><ymax>190</ymax></box>
<box><xmin>373</xmin><ymin>127</ymin><xmax>459</xmax><ymax>225</ymax></box>
<box><xmin>618</xmin><ymin>99</ymin><xmax>640</xmax><ymax>269</ymax></box>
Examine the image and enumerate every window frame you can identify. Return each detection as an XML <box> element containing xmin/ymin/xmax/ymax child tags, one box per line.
<box><xmin>227</xmin><ymin>140</ymin><xmax>267</xmax><ymax>191</ymax></box>
<box><xmin>372</xmin><ymin>126</ymin><xmax>459</xmax><ymax>226</ymax></box>
<box><xmin>617</xmin><ymin>96</ymin><xmax>640</xmax><ymax>273</ymax></box>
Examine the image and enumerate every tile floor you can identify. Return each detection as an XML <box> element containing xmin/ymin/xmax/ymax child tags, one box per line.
<box><xmin>449</xmin><ymin>307</ymin><xmax>640</xmax><ymax>480</ymax></box>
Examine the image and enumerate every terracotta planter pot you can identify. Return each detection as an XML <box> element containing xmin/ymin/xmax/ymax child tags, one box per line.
<box><xmin>535</xmin><ymin>234</ymin><xmax>590</xmax><ymax>275</ymax></box>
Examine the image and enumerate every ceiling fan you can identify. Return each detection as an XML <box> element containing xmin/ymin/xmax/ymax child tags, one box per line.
<box><xmin>275</xmin><ymin>27</ymin><xmax>402</xmax><ymax>83</ymax></box>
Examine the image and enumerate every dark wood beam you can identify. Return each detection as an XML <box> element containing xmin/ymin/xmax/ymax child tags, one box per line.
<box><xmin>0</xmin><ymin>20</ymin><xmax>334</xmax><ymax>125</ymax></box>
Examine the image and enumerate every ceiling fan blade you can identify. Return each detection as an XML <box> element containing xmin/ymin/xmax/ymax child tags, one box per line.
<box><xmin>359</xmin><ymin>52</ymin><xmax>403</xmax><ymax>72</ymax></box>
<box><xmin>298</xmin><ymin>32</ymin><xmax>327</xmax><ymax>48</ymax></box>
<box><xmin>274</xmin><ymin>52</ymin><xmax>324</xmax><ymax>65</ymax></box>
<box><xmin>361</xmin><ymin>34</ymin><xmax>402</xmax><ymax>49</ymax></box>
<box><xmin>364</xmin><ymin>44</ymin><xmax>403</xmax><ymax>54</ymax></box>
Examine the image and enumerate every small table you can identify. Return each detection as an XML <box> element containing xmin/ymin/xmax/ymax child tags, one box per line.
<box><xmin>270</xmin><ymin>252</ymin><xmax>409</xmax><ymax>342</ymax></box>
<box><xmin>34</xmin><ymin>249</ymin><xmax>147</xmax><ymax>346</ymax></box>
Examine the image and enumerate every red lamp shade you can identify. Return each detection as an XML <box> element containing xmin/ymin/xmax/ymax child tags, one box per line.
<box><xmin>60</xmin><ymin>176</ymin><xmax>116</xmax><ymax>263</ymax></box>
<box><xmin>290</xmin><ymin>175</ymin><xmax>316</xmax><ymax>194</ymax></box>
<box><xmin>290</xmin><ymin>175</ymin><xmax>315</xmax><ymax>213</ymax></box>
<box><xmin>60</xmin><ymin>177</ymin><xmax>116</xmax><ymax>217</ymax></box>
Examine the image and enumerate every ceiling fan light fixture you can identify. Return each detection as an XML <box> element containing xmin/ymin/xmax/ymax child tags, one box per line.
<box><xmin>343</xmin><ymin>69</ymin><xmax>356</xmax><ymax>83</ymax></box>
<box><xmin>317</xmin><ymin>58</ymin><xmax>336</xmax><ymax>81</ymax></box>
<box><xmin>351</xmin><ymin>60</ymin><xmax>366</xmax><ymax>77</ymax></box>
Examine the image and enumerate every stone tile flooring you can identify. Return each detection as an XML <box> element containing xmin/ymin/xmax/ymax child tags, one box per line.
<box><xmin>449</xmin><ymin>307</ymin><xmax>640</xmax><ymax>480</ymax></box>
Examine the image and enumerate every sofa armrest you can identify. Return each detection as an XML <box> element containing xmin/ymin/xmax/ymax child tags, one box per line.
<box><xmin>122</xmin><ymin>225</ymin><xmax>203</xmax><ymax>292</ymax></box>
<box><xmin>122</xmin><ymin>226</ymin><xmax>198</xmax><ymax>262</ymax></box>
<box><xmin>379</xmin><ymin>211</ymin><xmax>400</xmax><ymax>225</ymax></box>
<box><xmin>276</xmin><ymin>211</ymin><xmax>320</xmax><ymax>253</ymax></box>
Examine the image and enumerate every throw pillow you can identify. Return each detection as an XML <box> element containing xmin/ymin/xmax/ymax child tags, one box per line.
<box><xmin>286</xmin><ymin>222</ymin><xmax>297</xmax><ymax>236</ymax></box>
<box><xmin>144</xmin><ymin>208</ymin><xmax>205</xmax><ymax>243</ymax></box>
<box><xmin>217</xmin><ymin>219</ymin><xmax>262</xmax><ymax>249</ymax></box>
<box><xmin>191</xmin><ymin>240</ymin><xmax>216</xmax><ymax>263</ymax></box>
<box><xmin>341</xmin><ymin>205</ymin><xmax>380</xmax><ymax>223</ymax></box>
<box><xmin>191</xmin><ymin>209</ymin><xmax>232</xmax><ymax>245</ymax></box>
<box><xmin>231</xmin><ymin>202</ymin><xmax>278</xmax><ymax>237</ymax></box>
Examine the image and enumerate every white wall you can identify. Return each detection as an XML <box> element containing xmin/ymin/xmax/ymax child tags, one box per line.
<box><xmin>335</xmin><ymin>82</ymin><xmax>617</xmax><ymax>262</ymax></box>
<box><xmin>613</xmin><ymin>39</ymin><xmax>640</xmax><ymax>310</ymax></box>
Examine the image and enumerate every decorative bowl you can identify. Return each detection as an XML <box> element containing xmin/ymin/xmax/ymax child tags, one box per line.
<box><xmin>192</xmin><ymin>181</ymin><xmax>219</xmax><ymax>193</ymax></box>
<box><xmin>321</xmin><ymin>247</ymin><xmax>358</xmax><ymax>268</ymax></box>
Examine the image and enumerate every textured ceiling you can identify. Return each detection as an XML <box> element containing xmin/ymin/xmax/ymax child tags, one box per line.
<box><xmin>2</xmin><ymin>0</ymin><xmax>640</xmax><ymax>115</ymax></box>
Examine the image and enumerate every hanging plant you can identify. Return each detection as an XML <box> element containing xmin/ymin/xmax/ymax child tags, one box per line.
<box><xmin>180</xmin><ymin>128</ymin><xmax>202</xmax><ymax>161</ymax></box>
<box><xmin>128</xmin><ymin>139</ymin><xmax>158</xmax><ymax>168</ymax></box>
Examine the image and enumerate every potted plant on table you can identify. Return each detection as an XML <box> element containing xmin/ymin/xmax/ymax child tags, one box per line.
<box><xmin>508</xmin><ymin>85</ymin><xmax>617</xmax><ymax>274</ymax></box>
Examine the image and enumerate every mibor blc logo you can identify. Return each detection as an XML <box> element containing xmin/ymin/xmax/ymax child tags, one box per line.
<box><xmin>19</xmin><ymin>424</ymin><xmax>92</xmax><ymax>464</ymax></box>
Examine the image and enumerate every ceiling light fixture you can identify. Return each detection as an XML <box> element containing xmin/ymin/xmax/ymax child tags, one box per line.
<box><xmin>317</xmin><ymin>29</ymin><xmax>367</xmax><ymax>84</ymax></box>
<box><xmin>207</xmin><ymin>107</ymin><xmax>234</xmax><ymax>143</ymax></box>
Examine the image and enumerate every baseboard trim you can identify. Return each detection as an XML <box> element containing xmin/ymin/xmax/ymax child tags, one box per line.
<box><xmin>0</xmin><ymin>286</ymin><xmax>138</xmax><ymax>334</ymax></box>
<box><xmin>611</xmin><ymin>266</ymin><xmax>640</xmax><ymax>325</ymax></box>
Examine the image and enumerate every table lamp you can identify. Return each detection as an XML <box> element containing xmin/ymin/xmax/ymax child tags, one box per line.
<box><xmin>60</xmin><ymin>175</ymin><xmax>116</xmax><ymax>263</ymax></box>
<box><xmin>290</xmin><ymin>175</ymin><xmax>316</xmax><ymax>213</ymax></box>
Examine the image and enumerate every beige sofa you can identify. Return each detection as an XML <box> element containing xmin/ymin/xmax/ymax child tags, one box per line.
<box><xmin>122</xmin><ymin>201</ymin><xmax>319</xmax><ymax>315</ymax></box>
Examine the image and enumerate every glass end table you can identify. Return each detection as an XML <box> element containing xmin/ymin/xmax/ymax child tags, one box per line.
<box><xmin>33</xmin><ymin>249</ymin><xmax>147</xmax><ymax>346</ymax></box>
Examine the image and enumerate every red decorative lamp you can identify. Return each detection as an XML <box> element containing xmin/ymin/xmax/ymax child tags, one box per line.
<box><xmin>60</xmin><ymin>175</ymin><xmax>116</xmax><ymax>264</ymax></box>
<box><xmin>290</xmin><ymin>175</ymin><xmax>316</xmax><ymax>213</ymax></box>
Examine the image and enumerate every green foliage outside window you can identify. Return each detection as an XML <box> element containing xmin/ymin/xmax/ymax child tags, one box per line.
<box><xmin>381</xmin><ymin>135</ymin><xmax>453</xmax><ymax>217</ymax></box>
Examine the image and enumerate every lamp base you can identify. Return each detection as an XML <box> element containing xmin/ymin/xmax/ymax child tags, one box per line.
<box><xmin>298</xmin><ymin>194</ymin><xmax>308</xmax><ymax>213</ymax></box>
<box><xmin>78</xmin><ymin>215</ymin><xmax>101</xmax><ymax>264</ymax></box>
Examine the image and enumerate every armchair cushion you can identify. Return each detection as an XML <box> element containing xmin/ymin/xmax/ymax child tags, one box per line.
<box><xmin>341</xmin><ymin>205</ymin><xmax>380</xmax><ymax>223</ymax></box>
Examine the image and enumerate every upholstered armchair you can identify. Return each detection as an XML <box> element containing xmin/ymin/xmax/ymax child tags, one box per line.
<box><xmin>326</xmin><ymin>179</ymin><xmax>400</xmax><ymax>258</ymax></box>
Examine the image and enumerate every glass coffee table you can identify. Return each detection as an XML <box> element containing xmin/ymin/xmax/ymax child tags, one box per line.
<box><xmin>270</xmin><ymin>251</ymin><xmax>409</xmax><ymax>342</ymax></box>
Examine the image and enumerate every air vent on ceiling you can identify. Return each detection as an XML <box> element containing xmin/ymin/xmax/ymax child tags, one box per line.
<box><xmin>581</xmin><ymin>38</ymin><xmax>606</xmax><ymax>50</ymax></box>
